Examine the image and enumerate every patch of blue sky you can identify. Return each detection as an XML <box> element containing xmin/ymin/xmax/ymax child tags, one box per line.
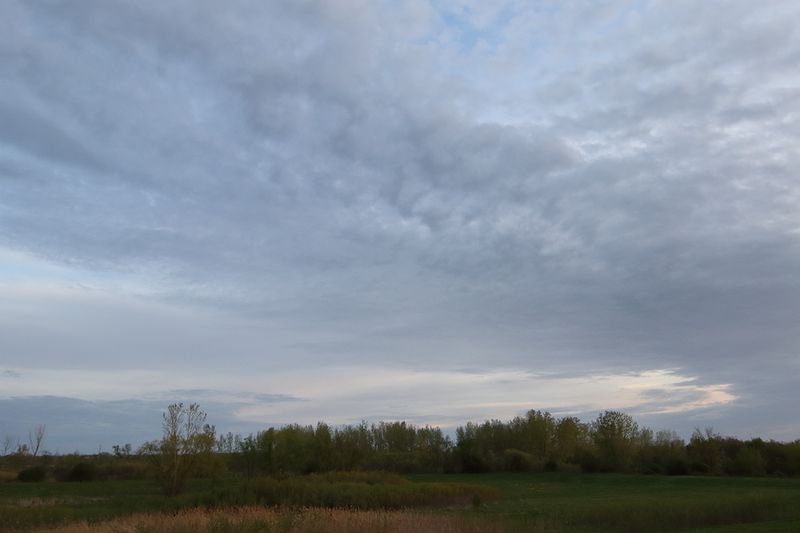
<box><xmin>432</xmin><ymin>1</ymin><xmax>519</xmax><ymax>52</ymax></box>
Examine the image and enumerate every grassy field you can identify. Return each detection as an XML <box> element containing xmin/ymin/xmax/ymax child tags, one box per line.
<box><xmin>412</xmin><ymin>472</ymin><xmax>800</xmax><ymax>532</ymax></box>
<box><xmin>1</xmin><ymin>472</ymin><xmax>799</xmax><ymax>532</ymax></box>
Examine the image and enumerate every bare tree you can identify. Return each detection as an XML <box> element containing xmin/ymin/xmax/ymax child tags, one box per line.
<box><xmin>28</xmin><ymin>425</ymin><xmax>45</xmax><ymax>457</ymax></box>
<box><xmin>2</xmin><ymin>435</ymin><xmax>14</xmax><ymax>456</ymax></box>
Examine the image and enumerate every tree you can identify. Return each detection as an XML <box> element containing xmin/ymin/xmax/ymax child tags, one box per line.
<box><xmin>687</xmin><ymin>427</ymin><xmax>724</xmax><ymax>474</ymax></box>
<box><xmin>28</xmin><ymin>425</ymin><xmax>45</xmax><ymax>457</ymax></box>
<box><xmin>2</xmin><ymin>435</ymin><xmax>13</xmax><ymax>456</ymax></box>
<box><xmin>140</xmin><ymin>403</ymin><xmax>215</xmax><ymax>496</ymax></box>
<box><xmin>522</xmin><ymin>410</ymin><xmax>556</xmax><ymax>459</ymax></box>
<box><xmin>234</xmin><ymin>434</ymin><xmax>260</xmax><ymax>479</ymax></box>
<box><xmin>555</xmin><ymin>416</ymin><xmax>585</xmax><ymax>462</ymax></box>
<box><xmin>592</xmin><ymin>411</ymin><xmax>639</xmax><ymax>471</ymax></box>
<box><xmin>112</xmin><ymin>443</ymin><xmax>133</xmax><ymax>457</ymax></box>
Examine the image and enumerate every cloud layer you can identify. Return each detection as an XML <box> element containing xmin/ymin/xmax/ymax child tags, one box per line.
<box><xmin>1</xmin><ymin>0</ymin><xmax>799</xmax><ymax>450</ymax></box>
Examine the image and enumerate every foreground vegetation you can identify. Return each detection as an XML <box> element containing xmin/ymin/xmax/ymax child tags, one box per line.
<box><xmin>1</xmin><ymin>472</ymin><xmax>799</xmax><ymax>532</ymax></box>
<box><xmin>29</xmin><ymin>507</ymin><xmax>506</xmax><ymax>533</ymax></box>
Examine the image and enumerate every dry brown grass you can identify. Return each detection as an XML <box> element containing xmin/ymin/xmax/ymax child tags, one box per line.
<box><xmin>34</xmin><ymin>506</ymin><xmax>513</xmax><ymax>533</ymax></box>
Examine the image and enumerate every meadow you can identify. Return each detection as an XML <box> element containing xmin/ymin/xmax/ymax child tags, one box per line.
<box><xmin>1</xmin><ymin>472</ymin><xmax>799</xmax><ymax>532</ymax></box>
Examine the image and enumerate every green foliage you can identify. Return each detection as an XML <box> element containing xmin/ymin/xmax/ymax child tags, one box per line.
<box><xmin>16</xmin><ymin>466</ymin><xmax>46</xmax><ymax>482</ymax></box>
<box><xmin>66</xmin><ymin>462</ymin><xmax>97</xmax><ymax>482</ymax></box>
<box><xmin>591</xmin><ymin>410</ymin><xmax>640</xmax><ymax>472</ymax></box>
<box><xmin>96</xmin><ymin>458</ymin><xmax>149</xmax><ymax>481</ymax></box>
<box><xmin>219</xmin><ymin>475</ymin><xmax>499</xmax><ymax>510</ymax></box>
<box><xmin>502</xmin><ymin>448</ymin><xmax>540</xmax><ymax>472</ymax></box>
<box><xmin>140</xmin><ymin>403</ymin><xmax>216</xmax><ymax>496</ymax></box>
<box><xmin>215</xmin><ymin>410</ymin><xmax>797</xmax><ymax>478</ymax></box>
<box><xmin>733</xmin><ymin>446</ymin><xmax>767</xmax><ymax>476</ymax></box>
<box><xmin>688</xmin><ymin>428</ymin><xmax>725</xmax><ymax>475</ymax></box>
<box><xmin>231</xmin><ymin>420</ymin><xmax>453</xmax><ymax>476</ymax></box>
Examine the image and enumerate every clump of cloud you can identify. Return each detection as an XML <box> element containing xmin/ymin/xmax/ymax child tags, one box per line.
<box><xmin>1</xmin><ymin>1</ymin><xmax>799</xmax><ymax>450</ymax></box>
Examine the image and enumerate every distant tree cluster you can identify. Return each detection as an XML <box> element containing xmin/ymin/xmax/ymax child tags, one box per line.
<box><xmin>3</xmin><ymin>406</ymin><xmax>799</xmax><ymax>492</ymax></box>
<box><xmin>219</xmin><ymin>409</ymin><xmax>800</xmax><ymax>478</ymax></box>
<box><xmin>452</xmin><ymin>410</ymin><xmax>800</xmax><ymax>476</ymax></box>
<box><xmin>223</xmin><ymin>420</ymin><xmax>452</xmax><ymax>477</ymax></box>
<box><xmin>2</xmin><ymin>424</ymin><xmax>46</xmax><ymax>460</ymax></box>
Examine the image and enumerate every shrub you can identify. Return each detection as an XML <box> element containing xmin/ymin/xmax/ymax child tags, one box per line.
<box><xmin>665</xmin><ymin>456</ymin><xmax>690</xmax><ymax>476</ymax></box>
<box><xmin>97</xmin><ymin>459</ymin><xmax>149</xmax><ymax>481</ymax></box>
<box><xmin>503</xmin><ymin>449</ymin><xmax>539</xmax><ymax>472</ymax></box>
<box><xmin>544</xmin><ymin>458</ymin><xmax>560</xmax><ymax>472</ymax></box>
<box><xmin>17</xmin><ymin>466</ymin><xmax>46</xmax><ymax>482</ymax></box>
<box><xmin>732</xmin><ymin>448</ymin><xmax>766</xmax><ymax>476</ymax></box>
<box><xmin>67</xmin><ymin>462</ymin><xmax>97</xmax><ymax>482</ymax></box>
<box><xmin>214</xmin><ymin>475</ymin><xmax>499</xmax><ymax>510</ymax></box>
<box><xmin>577</xmin><ymin>448</ymin><xmax>601</xmax><ymax>473</ymax></box>
<box><xmin>690</xmin><ymin>461</ymin><xmax>711</xmax><ymax>474</ymax></box>
<box><xmin>458</xmin><ymin>451</ymin><xmax>490</xmax><ymax>473</ymax></box>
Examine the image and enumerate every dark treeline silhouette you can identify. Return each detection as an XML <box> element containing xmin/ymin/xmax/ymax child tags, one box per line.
<box><xmin>216</xmin><ymin>410</ymin><xmax>799</xmax><ymax>477</ymax></box>
<box><xmin>4</xmin><ymin>409</ymin><xmax>799</xmax><ymax>485</ymax></box>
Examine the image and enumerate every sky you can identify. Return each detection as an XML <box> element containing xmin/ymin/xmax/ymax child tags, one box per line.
<box><xmin>1</xmin><ymin>0</ymin><xmax>799</xmax><ymax>453</ymax></box>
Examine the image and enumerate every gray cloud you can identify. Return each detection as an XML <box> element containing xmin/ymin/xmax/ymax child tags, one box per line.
<box><xmin>1</xmin><ymin>0</ymin><xmax>799</xmax><ymax>448</ymax></box>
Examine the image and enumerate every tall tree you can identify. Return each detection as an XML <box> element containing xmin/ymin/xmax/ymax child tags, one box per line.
<box><xmin>140</xmin><ymin>403</ymin><xmax>215</xmax><ymax>496</ymax></box>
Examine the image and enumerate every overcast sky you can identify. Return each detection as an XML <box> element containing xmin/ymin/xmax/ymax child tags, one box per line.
<box><xmin>2</xmin><ymin>0</ymin><xmax>799</xmax><ymax>452</ymax></box>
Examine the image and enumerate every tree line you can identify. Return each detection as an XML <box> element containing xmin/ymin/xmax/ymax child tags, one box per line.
<box><xmin>3</xmin><ymin>405</ymin><xmax>799</xmax><ymax>493</ymax></box>
<box><xmin>215</xmin><ymin>409</ymin><xmax>799</xmax><ymax>478</ymax></box>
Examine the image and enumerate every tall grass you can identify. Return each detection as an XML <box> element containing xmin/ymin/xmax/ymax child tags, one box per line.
<box><xmin>206</xmin><ymin>474</ymin><xmax>498</xmax><ymax>509</ymax></box>
<box><xmin>33</xmin><ymin>507</ymin><xmax>509</xmax><ymax>533</ymax></box>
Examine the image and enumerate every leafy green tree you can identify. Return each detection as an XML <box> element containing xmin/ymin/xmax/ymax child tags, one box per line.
<box><xmin>234</xmin><ymin>434</ymin><xmax>260</xmax><ymax>479</ymax></box>
<box><xmin>272</xmin><ymin>424</ymin><xmax>317</xmax><ymax>473</ymax></box>
<box><xmin>592</xmin><ymin>411</ymin><xmax>639</xmax><ymax>472</ymax></box>
<box><xmin>313</xmin><ymin>422</ymin><xmax>334</xmax><ymax>472</ymax></box>
<box><xmin>257</xmin><ymin>428</ymin><xmax>276</xmax><ymax>473</ymax></box>
<box><xmin>687</xmin><ymin>428</ymin><xmax>725</xmax><ymax>474</ymax></box>
<box><xmin>555</xmin><ymin>416</ymin><xmax>585</xmax><ymax>462</ymax></box>
<box><xmin>140</xmin><ymin>403</ymin><xmax>215</xmax><ymax>496</ymax></box>
<box><xmin>522</xmin><ymin>410</ymin><xmax>556</xmax><ymax>459</ymax></box>
<box><xmin>332</xmin><ymin>422</ymin><xmax>373</xmax><ymax>470</ymax></box>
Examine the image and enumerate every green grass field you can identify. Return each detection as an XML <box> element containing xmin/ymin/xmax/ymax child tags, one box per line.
<box><xmin>412</xmin><ymin>473</ymin><xmax>800</xmax><ymax>532</ymax></box>
<box><xmin>1</xmin><ymin>473</ymin><xmax>799</xmax><ymax>532</ymax></box>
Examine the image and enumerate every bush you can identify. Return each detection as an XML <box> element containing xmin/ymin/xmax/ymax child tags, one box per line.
<box><xmin>503</xmin><ymin>449</ymin><xmax>539</xmax><ymax>472</ymax></box>
<box><xmin>66</xmin><ymin>462</ymin><xmax>97</xmax><ymax>482</ymax></box>
<box><xmin>732</xmin><ymin>448</ymin><xmax>766</xmax><ymax>476</ymax></box>
<box><xmin>458</xmin><ymin>451</ymin><xmax>489</xmax><ymax>473</ymax></box>
<box><xmin>665</xmin><ymin>456</ymin><xmax>690</xmax><ymax>475</ymax></box>
<box><xmin>690</xmin><ymin>461</ymin><xmax>711</xmax><ymax>474</ymax></box>
<box><xmin>577</xmin><ymin>448</ymin><xmax>601</xmax><ymax>473</ymax></box>
<box><xmin>17</xmin><ymin>466</ymin><xmax>46</xmax><ymax>482</ymax></box>
<box><xmin>97</xmin><ymin>459</ymin><xmax>149</xmax><ymax>481</ymax></box>
<box><xmin>366</xmin><ymin>451</ymin><xmax>424</xmax><ymax>474</ymax></box>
